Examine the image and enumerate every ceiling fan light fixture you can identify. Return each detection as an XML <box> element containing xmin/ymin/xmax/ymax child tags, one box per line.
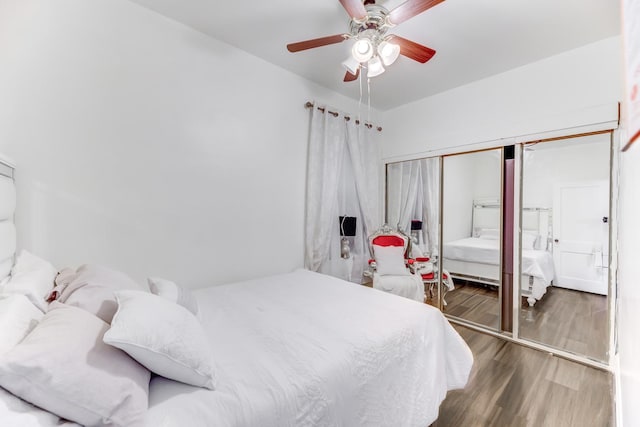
<box><xmin>342</xmin><ymin>56</ymin><xmax>360</xmax><ymax>74</ymax></box>
<box><xmin>367</xmin><ymin>56</ymin><xmax>385</xmax><ymax>77</ymax></box>
<box><xmin>378</xmin><ymin>41</ymin><xmax>400</xmax><ymax>66</ymax></box>
<box><xmin>351</xmin><ymin>38</ymin><xmax>374</xmax><ymax>63</ymax></box>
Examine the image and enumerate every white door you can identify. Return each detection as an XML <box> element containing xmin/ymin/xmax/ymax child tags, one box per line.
<box><xmin>552</xmin><ymin>181</ymin><xmax>609</xmax><ymax>295</ymax></box>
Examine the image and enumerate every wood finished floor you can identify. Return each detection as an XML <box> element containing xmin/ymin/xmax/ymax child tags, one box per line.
<box><xmin>431</xmin><ymin>325</ymin><xmax>615</xmax><ymax>427</ymax></box>
<box><xmin>519</xmin><ymin>286</ymin><xmax>608</xmax><ymax>361</ymax></box>
<box><xmin>430</xmin><ymin>282</ymin><xmax>608</xmax><ymax>361</ymax></box>
<box><xmin>441</xmin><ymin>282</ymin><xmax>500</xmax><ymax>330</ymax></box>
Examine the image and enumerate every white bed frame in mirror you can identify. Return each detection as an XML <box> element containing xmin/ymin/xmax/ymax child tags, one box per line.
<box><xmin>0</xmin><ymin>156</ymin><xmax>16</xmax><ymax>283</ymax></box>
<box><xmin>443</xmin><ymin>200</ymin><xmax>554</xmax><ymax>306</ymax></box>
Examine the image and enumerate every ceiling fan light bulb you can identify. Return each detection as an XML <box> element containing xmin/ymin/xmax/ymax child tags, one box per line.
<box><xmin>367</xmin><ymin>56</ymin><xmax>385</xmax><ymax>77</ymax></box>
<box><xmin>352</xmin><ymin>39</ymin><xmax>374</xmax><ymax>63</ymax></box>
<box><xmin>378</xmin><ymin>41</ymin><xmax>400</xmax><ymax>66</ymax></box>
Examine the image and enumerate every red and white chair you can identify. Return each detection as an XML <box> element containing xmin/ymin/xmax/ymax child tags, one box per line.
<box><xmin>367</xmin><ymin>225</ymin><xmax>424</xmax><ymax>302</ymax></box>
<box><xmin>413</xmin><ymin>257</ymin><xmax>453</xmax><ymax>306</ymax></box>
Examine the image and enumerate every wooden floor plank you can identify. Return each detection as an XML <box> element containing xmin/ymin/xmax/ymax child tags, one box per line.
<box><xmin>432</xmin><ymin>282</ymin><xmax>609</xmax><ymax>361</ymax></box>
<box><xmin>431</xmin><ymin>325</ymin><xmax>614</xmax><ymax>427</ymax></box>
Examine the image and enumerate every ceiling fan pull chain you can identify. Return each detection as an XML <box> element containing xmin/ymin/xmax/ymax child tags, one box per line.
<box><xmin>357</xmin><ymin>64</ymin><xmax>363</xmax><ymax>125</ymax></box>
<box><xmin>367</xmin><ymin>76</ymin><xmax>371</xmax><ymax>126</ymax></box>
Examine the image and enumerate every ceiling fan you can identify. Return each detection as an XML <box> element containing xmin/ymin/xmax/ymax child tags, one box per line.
<box><xmin>287</xmin><ymin>0</ymin><xmax>445</xmax><ymax>82</ymax></box>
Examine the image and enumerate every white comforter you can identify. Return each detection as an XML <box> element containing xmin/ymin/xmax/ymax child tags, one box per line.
<box><xmin>146</xmin><ymin>269</ymin><xmax>473</xmax><ymax>427</ymax></box>
<box><xmin>444</xmin><ymin>237</ymin><xmax>501</xmax><ymax>265</ymax></box>
<box><xmin>0</xmin><ymin>270</ymin><xmax>472</xmax><ymax>427</ymax></box>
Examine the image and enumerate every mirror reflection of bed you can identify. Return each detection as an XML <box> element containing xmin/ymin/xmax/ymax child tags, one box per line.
<box><xmin>385</xmin><ymin>133</ymin><xmax>611</xmax><ymax>362</ymax></box>
<box><xmin>442</xmin><ymin>200</ymin><xmax>555</xmax><ymax>321</ymax></box>
<box><xmin>442</xmin><ymin>150</ymin><xmax>503</xmax><ymax>330</ymax></box>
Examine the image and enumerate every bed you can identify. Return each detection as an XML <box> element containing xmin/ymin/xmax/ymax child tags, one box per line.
<box><xmin>443</xmin><ymin>201</ymin><xmax>555</xmax><ymax>306</ymax></box>
<box><xmin>0</xmin><ymin>157</ymin><xmax>473</xmax><ymax>427</ymax></box>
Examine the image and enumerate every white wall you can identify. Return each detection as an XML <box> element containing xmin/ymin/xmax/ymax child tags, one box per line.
<box><xmin>472</xmin><ymin>150</ymin><xmax>502</xmax><ymax>202</ymax></box>
<box><xmin>0</xmin><ymin>0</ymin><xmax>374</xmax><ymax>287</ymax></box>
<box><xmin>381</xmin><ymin>36</ymin><xmax>623</xmax><ymax>160</ymax></box>
<box><xmin>617</xmin><ymin>140</ymin><xmax>640</xmax><ymax>426</ymax></box>
<box><xmin>522</xmin><ymin>135</ymin><xmax>611</xmax><ymax>208</ymax></box>
<box><xmin>442</xmin><ymin>153</ymin><xmax>474</xmax><ymax>242</ymax></box>
<box><xmin>442</xmin><ymin>150</ymin><xmax>501</xmax><ymax>243</ymax></box>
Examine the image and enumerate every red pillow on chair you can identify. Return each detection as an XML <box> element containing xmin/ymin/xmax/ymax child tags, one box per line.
<box><xmin>372</xmin><ymin>235</ymin><xmax>406</xmax><ymax>247</ymax></box>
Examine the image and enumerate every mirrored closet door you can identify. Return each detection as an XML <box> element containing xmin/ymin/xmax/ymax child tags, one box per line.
<box><xmin>518</xmin><ymin>133</ymin><xmax>612</xmax><ymax>362</ymax></box>
<box><xmin>386</xmin><ymin>158</ymin><xmax>442</xmax><ymax>307</ymax></box>
<box><xmin>442</xmin><ymin>149</ymin><xmax>503</xmax><ymax>330</ymax></box>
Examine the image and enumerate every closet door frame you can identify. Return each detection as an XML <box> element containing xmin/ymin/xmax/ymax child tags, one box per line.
<box><xmin>510</xmin><ymin>129</ymin><xmax>617</xmax><ymax>370</ymax></box>
<box><xmin>382</xmin><ymin>128</ymin><xmax>619</xmax><ymax>371</ymax></box>
<box><xmin>440</xmin><ymin>148</ymin><xmax>505</xmax><ymax>332</ymax></box>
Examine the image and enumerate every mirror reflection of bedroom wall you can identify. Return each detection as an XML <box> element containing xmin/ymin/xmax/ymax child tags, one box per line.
<box><xmin>518</xmin><ymin>133</ymin><xmax>612</xmax><ymax>362</ymax></box>
<box><xmin>442</xmin><ymin>149</ymin><xmax>503</xmax><ymax>330</ymax></box>
<box><xmin>385</xmin><ymin>157</ymin><xmax>442</xmax><ymax>305</ymax></box>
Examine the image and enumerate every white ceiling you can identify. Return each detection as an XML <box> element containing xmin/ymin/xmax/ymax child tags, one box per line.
<box><xmin>129</xmin><ymin>0</ymin><xmax>620</xmax><ymax>111</ymax></box>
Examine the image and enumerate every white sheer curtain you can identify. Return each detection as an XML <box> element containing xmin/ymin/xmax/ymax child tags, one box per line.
<box><xmin>396</xmin><ymin>161</ymin><xmax>422</xmax><ymax>233</ymax></box>
<box><xmin>305</xmin><ymin>106</ymin><xmax>346</xmax><ymax>273</ymax></box>
<box><xmin>386</xmin><ymin>158</ymin><xmax>439</xmax><ymax>257</ymax></box>
<box><xmin>419</xmin><ymin>158</ymin><xmax>440</xmax><ymax>256</ymax></box>
<box><xmin>345</xmin><ymin>119</ymin><xmax>381</xmax><ymax>279</ymax></box>
<box><xmin>305</xmin><ymin>104</ymin><xmax>380</xmax><ymax>283</ymax></box>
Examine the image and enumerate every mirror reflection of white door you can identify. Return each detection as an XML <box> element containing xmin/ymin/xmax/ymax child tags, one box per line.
<box><xmin>552</xmin><ymin>180</ymin><xmax>609</xmax><ymax>295</ymax></box>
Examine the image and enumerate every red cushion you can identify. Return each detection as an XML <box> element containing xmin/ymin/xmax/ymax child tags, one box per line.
<box><xmin>421</xmin><ymin>272</ymin><xmax>449</xmax><ymax>280</ymax></box>
<box><xmin>372</xmin><ymin>235</ymin><xmax>405</xmax><ymax>247</ymax></box>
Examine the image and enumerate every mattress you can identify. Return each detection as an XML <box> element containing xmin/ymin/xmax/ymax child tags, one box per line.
<box><xmin>444</xmin><ymin>237</ymin><xmax>500</xmax><ymax>265</ymax></box>
<box><xmin>146</xmin><ymin>269</ymin><xmax>473</xmax><ymax>427</ymax></box>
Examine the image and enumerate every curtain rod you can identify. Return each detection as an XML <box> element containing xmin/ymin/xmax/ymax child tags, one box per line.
<box><xmin>305</xmin><ymin>102</ymin><xmax>382</xmax><ymax>132</ymax></box>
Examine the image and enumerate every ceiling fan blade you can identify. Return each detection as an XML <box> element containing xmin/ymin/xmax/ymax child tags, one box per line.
<box><xmin>389</xmin><ymin>35</ymin><xmax>436</xmax><ymax>63</ymax></box>
<box><xmin>339</xmin><ymin>0</ymin><xmax>367</xmax><ymax>20</ymax></box>
<box><xmin>344</xmin><ymin>68</ymin><xmax>360</xmax><ymax>82</ymax></box>
<box><xmin>287</xmin><ymin>34</ymin><xmax>347</xmax><ymax>52</ymax></box>
<box><xmin>388</xmin><ymin>0</ymin><xmax>447</xmax><ymax>25</ymax></box>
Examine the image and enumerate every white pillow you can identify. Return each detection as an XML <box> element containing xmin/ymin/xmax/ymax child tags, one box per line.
<box><xmin>0</xmin><ymin>258</ymin><xmax>12</xmax><ymax>285</ymax></box>
<box><xmin>56</xmin><ymin>264</ymin><xmax>143</xmax><ymax>323</ymax></box>
<box><xmin>2</xmin><ymin>250</ymin><xmax>57</xmax><ymax>312</ymax></box>
<box><xmin>148</xmin><ymin>277</ymin><xmax>199</xmax><ymax>316</ymax></box>
<box><xmin>522</xmin><ymin>232</ymin><xmax>539</xmax><ymax>250</ymax></box>
<box><xmin>0</xmin><ymin>294</ymin><xmax>43</xmax><ymax>356</ymax></box>
<box><xmin>373</xmin><ymin>244</ymin><xmax>410</xmax><ymax>276</ymax></box>
<box><xmin>0</xmin><ymin>302</ymin><xmax>150</xmax><ymax>427</ymax></box>
<box><xmin>478</xmin><ymin>228</ymin><xmax>499</xmax><ymax>240</ymax></box>
<box><xmin>0</xmin><ymin>386</ymin><xmax>77</xmax><ymax>427</ymax></box>
<box><xmin>104</xmin><ymin>290</ymin><xmax>216</xmax><ymax>390</ymax></box>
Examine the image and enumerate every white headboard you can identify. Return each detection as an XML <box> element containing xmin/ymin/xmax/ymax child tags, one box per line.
<box><xmin>0</xmin><ymin>158</ymin><xmax>16</xmax><ymax>282</ymax></box>
<box><xmin>522</xmin><ymin>207</ymin><xmax>552</xmax><ymax>250</ymax></box>
<box><xmin>471</xmin><ymin>199</ymin><xmax>552</xmax><ymax>250</ymax></box>
<box><xmin>471</xmin><ymin>199</ymin><xmax>500</xmax><ymax>235</ymax></box>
